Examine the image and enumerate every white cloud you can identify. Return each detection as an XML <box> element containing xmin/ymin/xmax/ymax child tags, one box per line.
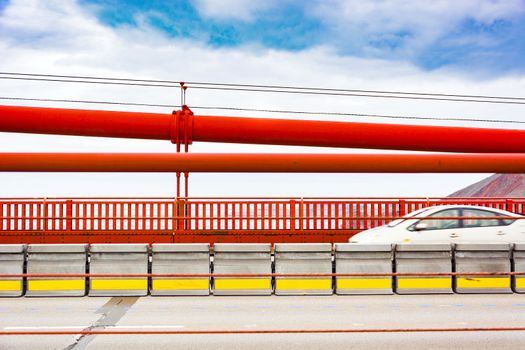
<box><xmin>0</xmin><ymin>0</ymin><xmax>523</xmax><ymax>197</ymax></box>
<box><xmin>310</xmin><ymin>0</ymin><xmax>525</xmax><ymax>56</ymax></box>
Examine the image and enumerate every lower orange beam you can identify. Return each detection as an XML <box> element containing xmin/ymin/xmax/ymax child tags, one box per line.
<box><xmin>0</xmin><ymin>153</ymin><xmax>524</xmax><ymax>173</ymax></box>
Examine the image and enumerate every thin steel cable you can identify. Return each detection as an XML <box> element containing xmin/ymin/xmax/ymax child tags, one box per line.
<box><xmin>2</xmin><ymin>75</ymin><xmax>525</xmax><ymax>105</ymax></box>
<box><xmin>0</xmin><ymin>76</ymin><xmax>177</xmax><ymax>88</ymax></box>
<box><xmin>0</xmin><ymin>96</ymin><xmax>179</xmax><ymax>108</ymax></box>
<box><xmin>191</xmin><ymin>105</ymin><xmax>525</xmax><ymax>124</ymax></box>
<box><xmin>2</xmin><ymin>71</ymin><xmax>525</xmax><ymax>101</ymax></box>
<box><xmin>188</xmin><ymin>85</ymin><xmax>525</xmax><ymax>105</ymax></box>
<box><xmin>1</xmin><ymin>96</ymin><xmax>524</xmax><ymax>124</ymax></box>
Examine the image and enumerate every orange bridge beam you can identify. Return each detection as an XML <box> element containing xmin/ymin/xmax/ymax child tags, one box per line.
<box><xmin>1</xmin><ymin>153</ymin><xmax>525</xmax><ymax>173</ymax></box>
<box><xmin>1</xmin><ymin>105</ymin><xmax>525</xmax><ymax>153</ymax></box>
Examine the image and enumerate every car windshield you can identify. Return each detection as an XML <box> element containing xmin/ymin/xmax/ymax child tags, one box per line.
<box><xmin>387</xmin><ymin>207</ymin><xmax>432</xmax><ymax>227</ymax></box>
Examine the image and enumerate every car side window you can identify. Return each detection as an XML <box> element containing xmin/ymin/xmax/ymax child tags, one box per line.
<box><xmin>462</xmin><ymin>208</ymin><xmax>511</xmax><ymax>228</ymax></box>
<box><xmin>416</xmin><ymin>209</ymin><xmax>461</xmax><ymax>231</ymax></box>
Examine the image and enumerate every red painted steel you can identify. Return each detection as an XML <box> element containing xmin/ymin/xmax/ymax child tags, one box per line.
<box><xmin>2</xmin><ymin>105</ymin><xmax>525</xmax><ymax>152</ymax></box>
<box><xmin>2</xmin><ymin>153</ymin><xmax>525</xmax><ymax>173</ymax></box>
<box><xmin>0</xmin><ymin>197</ymin><xmax>524</xmax><ymax>244</ymax></box>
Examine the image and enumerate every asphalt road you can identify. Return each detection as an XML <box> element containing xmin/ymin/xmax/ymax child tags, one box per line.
<box><xmin>1</xmin><ymin>294</ymin><xmax>525</xmax><ymax>350</ymax></box>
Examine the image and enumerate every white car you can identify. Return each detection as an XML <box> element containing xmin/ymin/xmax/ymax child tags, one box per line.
<box><xmin>349</xmin><ymin>205</ymin><xmax>525</xmax><ymax>244</ymax></box>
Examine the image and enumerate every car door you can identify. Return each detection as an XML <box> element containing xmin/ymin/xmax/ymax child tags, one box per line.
<box><xmin>407</xmin><ymin>208</ymin><xmax>462</xmax><ymax>242</ymax></box>
<box><xmin>457</xmin><ymin>208</ymin><xmax>514</xmax><ymax>242</ymax></box>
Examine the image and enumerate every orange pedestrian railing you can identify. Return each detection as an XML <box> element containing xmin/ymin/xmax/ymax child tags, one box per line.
<box><xmin>1</xmin><ymin>197</ymin><xmax>524</xmax><ymax>244</ymax></box>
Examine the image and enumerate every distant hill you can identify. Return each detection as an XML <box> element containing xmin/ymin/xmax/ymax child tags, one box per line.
<box><xmin>449</xmin><ymin>174</ymin><xmax>525</xmax><ymax>197</ymax></box>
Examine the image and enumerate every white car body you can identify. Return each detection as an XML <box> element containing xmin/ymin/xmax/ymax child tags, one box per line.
<box><xmin>349</xmin><ymin>205</ymin><xmax>525</xmax><ymax>244</ymax></box>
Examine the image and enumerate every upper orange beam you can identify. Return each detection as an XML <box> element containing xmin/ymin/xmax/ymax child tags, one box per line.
<box><xmin>1</xmin><ymin>105</ymin><xmax>525</xmax><ymax>152</ymax></box>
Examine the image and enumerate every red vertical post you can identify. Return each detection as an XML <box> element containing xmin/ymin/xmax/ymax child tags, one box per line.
<box><xmin>342</xmin><ymin>202</ymin><xmax>347</xmax><ymax>230</ymax></box>
<box><xmin>290</xmin><ymin>200</ymin><xmax>296</xmax><ymax>232</ymax></box>
<box><xmin>398</xmin><ymin>199</ymin><xmax>406</xmax><ymax>217</ymax></box>
<box><xmin>328</xmin><ymin>203</ymin><xmax>333</xmax><ymax>230</ymax></box>
<box><xmin>506</xmin><ymin>199</ymin><xmax>514</xmax><ymax>213</ymax></box>
<box><xmin>320</xmin><ymin>202</ymin><xmax>325</xmax><ymax>230</ymax></box>
<box><xmin>193</xmin><ymin>202</ymin><xmax>199</xmax><ymax>231</ymax></box>
<box><xmin>105</xmin><ymin>202</ymin><xmax>109</xmax><ymax>232</ymax></box>
<box><xmin>185</xmin><ymin>200</ymin><xmax>191</xmax><ymax>232</ymax></box>
<box><xmin>363</xmin><ymin>202</ymin><xmax>368</xmax><ymax>229</ymax></box>
<box><xmin>65</xmin><ymin>200</ymin><xmax>73</xmax><ymax>232</ymax></box>
<box><xmin>299</xmin><ymin>199</ymin><xmax>304</xmax><ymax>231</ymax></box>
<box><xmin>269</xmin><ymin>203</ymin><xmax>273</xmax><ymax>231</ymax></box>
<box><xmin>43</xmin><ymin>199</ymin><xmax>48</xmax><ymax>233</ymax></box>
<box><xmin>21</xmin><ymin>203</ymin><xmax>26</xmax><ymax>231</ymax></box>
<box><xmin>262</xmin><ymin>202</ymin><xmax>266</xmax><ymax>231</ymax></box>
<box><xmin>217</xmin><ymin>202</ymin><xmax>222</xmax><ymax>230</ymax></box>
<box><xmin>276</xmin><ymin>203</ymin><xmax>280</xmax><ymax>230</ymax></box>
<box><xmin>246</xmin><ymin>202</ymin><xmax>251</xmax><ymax>230</ymax></box>
<box><xmin>117</xmin><ymin>202</ymin><xmax>122</xmax><ymax>231</ymax></box>
<box><xmin>202</xmin><ymin>203</ymin><xmax>207</xmax><ymax>230</ymax></box>
<box><xmin>305</xmin><ymin>202</ymin><xmax>310</xmax><ymax>230</ymax></box>
<box><xmin>127</xmin><ymin>203</ymin><xmax>132</xmax><ymax>232</ymax></box>
<box><xmin>49</xmin><ymin>203</ymin><xmax>55</xmax><ymax>232</ymax></box>
<box><xmin>231</xmin><ymin>202</ymin><xmax>236</xmax><ymax>230</ymax></box>
<box><xmin>171</xmin><ymin>198</ymin><xmax>179</xmax><ymax>243</ymax></box>
<box><xmin>378</xmin><ymin>202</ymin><xmax>383</xmax><ymax>227</ymax></box>
<box><xmin>150</xmin><ymin>203</ymin><xmax>155</xmax><ymax>232</ymax></box>
<box><xmin>313</xmin><ymin>203</ymin><xmax>317</xmax><ymax>231</ymax></box>
<box><xmin>177</xmin><ymin>199</ymin><xmax>185</xmax><ymax>232</ymax></box>
<box><xmin>239</xmin><ymin>202</ymin><xmax>244</xmax><ymax>231</ymax></box>
<box><xmin>141</xmin><ymin>203</ymin><xmax>146</xmax><ymax>232</ymax></box>
<box><xmin>13</xmin><ymin>203</ymin><xmax>19</xmax><ymax>231</ymax></box>
<box><xmin>98</xmin><ymin>203</ymin><xmax>103</xmax><ymax>232</ymax></box>
<box><xmin>163</xmin><ymin>202</ymin><xmax>169</xmax><ymax>232</ymax></box>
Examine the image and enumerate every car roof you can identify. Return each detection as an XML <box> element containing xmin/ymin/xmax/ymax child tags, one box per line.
<box><xmin>405</xmin><ymin>204</ymin><xmax>523</xmax><ymax>217</ymax></box>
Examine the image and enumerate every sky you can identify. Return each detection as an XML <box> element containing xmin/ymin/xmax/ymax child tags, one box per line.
<box><xmin>1</xmin><ymin>0</ymin><xmax>525</xmax><ymax>197</ymax></box>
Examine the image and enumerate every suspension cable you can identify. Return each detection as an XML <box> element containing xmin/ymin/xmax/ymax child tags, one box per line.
<box><xmin>1</xmin><ymin>96</ymin><xmax>524</xmax><ymax>124</ymax></box>
<box><xmin>2</xmin><ymin>72</ymin><xmax>525</xmax><ymax>105</ymax></box>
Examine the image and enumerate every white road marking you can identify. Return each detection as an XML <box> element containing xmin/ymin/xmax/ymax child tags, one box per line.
<box><xmin>108</xmin><ymin>325</ymin><xmax>185</xmax><ymax>329</ymax></box>
<box><xmin>4</xmin><ymin>325</ymin><xmax>185</xmax><ymax>330</ymax></box>
<box><xmin>5</xmin><ymin>326</ymin><xmax>86</xmax><ymax>330</ymax></box>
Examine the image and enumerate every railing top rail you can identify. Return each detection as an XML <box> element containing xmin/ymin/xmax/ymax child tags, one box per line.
<box><xmin>0</xmin><ymin>197</ymin><xmax>523</xmax><ymax>201</ymax></box>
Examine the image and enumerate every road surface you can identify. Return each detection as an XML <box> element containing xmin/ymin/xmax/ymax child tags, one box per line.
<box><xmin>1</xmin><ymin>294</ymin><xmax>525</xmax><ymax>349</ymax></box>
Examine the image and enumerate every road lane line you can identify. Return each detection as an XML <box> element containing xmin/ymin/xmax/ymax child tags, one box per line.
<box><xmin>4</xmin><ymin>325</ymin><xmax>186</xmax><ymax>330</ymax></box>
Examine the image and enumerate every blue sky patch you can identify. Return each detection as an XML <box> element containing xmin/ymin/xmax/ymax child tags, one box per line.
<box><xmin>0</xmin><ymin>0</ymin><xmax>9</xmax><ymax>12</ymax></box>
<box><xmin>69</xmin><ymin>0</ymin><xmax>525</xmax><ymax>73</ymax></box>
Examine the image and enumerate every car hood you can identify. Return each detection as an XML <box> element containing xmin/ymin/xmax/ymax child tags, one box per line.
<box><xmin>349</xmin><ymin>226</ymin><xmax>386</xmax><ymax>243</ymax></box>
